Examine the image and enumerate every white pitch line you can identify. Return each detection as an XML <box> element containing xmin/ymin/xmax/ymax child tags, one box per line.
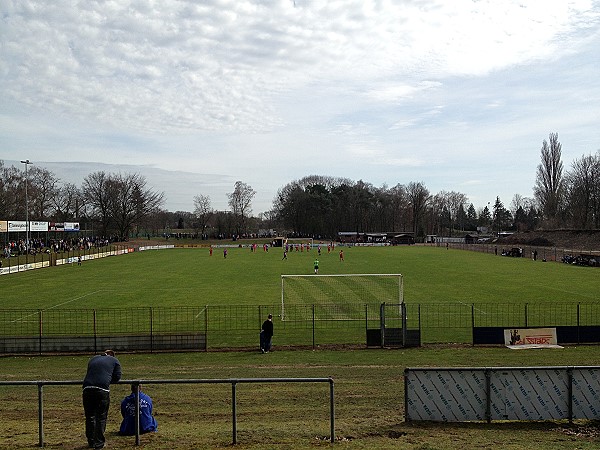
<box><xmin>10</xmin><ymin>290</ymin><xmax>104</xmax><ymax>323</ymax></box>
<box><xmin>459</xmin><ymin>301</ymin><xmax>488</xmax><ymax>315</ymax></box>
<box><xmin>195</xmin><ymin>306</ymin><xmax>207</xmax><ymax>319</ymax></box>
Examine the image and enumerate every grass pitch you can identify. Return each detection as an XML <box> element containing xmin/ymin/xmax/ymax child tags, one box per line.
<box><xmin>2</xmin><ymin>244</ymin><xmax>598</xmax><ymax>309</ymax></box>
<box><xmin>2</xmin><ymin>245</ymin><xmax>599</xmax><ymax>346</ymax></box>
<box><xmin>2</xmin><ymin>245</ymin><xmax>600</xmax><ymax>448</ymax></box>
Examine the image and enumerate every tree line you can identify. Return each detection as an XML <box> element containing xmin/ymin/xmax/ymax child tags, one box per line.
<box><xmin>1</xmin><ymin>133</ymin><xmax>598</xmax><ymax>240</ymax></box>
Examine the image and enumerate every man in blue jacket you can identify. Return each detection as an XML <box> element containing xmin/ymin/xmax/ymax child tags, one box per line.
<box><xmin>82</xmin><ymin>349</ymin><xmax>122</xmax><ymax>450</ymax></box>
<box><xmin>119</xmin><ymin>384</ymin><xmax>158</xmax><ymax>435</ymax></box>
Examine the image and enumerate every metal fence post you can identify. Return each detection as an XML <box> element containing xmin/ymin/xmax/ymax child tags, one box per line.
<box><xmin>38</xmin><ymin>382</ymin><xmax>44</xmax><ymax>447</ymax></box>
<box><xmin>93</xmin><ymin>309</ymin><xmax>97</xmax><ymax>353</ymax></box>
<box><xmin>329</xmin><ymin>377</ymin><xmax>335</xmax><ymax>443</ymax></box>
<box><xmin>205</xmin><ymin>305</ymin><xmax>209</xmax><ymax>351</ymax></box>
<box><xmin>471</xmin><ymin>304</ymin><xmax>475</xmax><ymax>346</ymax></box>
<box><xmin>135</xmin><ymin>382</ymin><xmax>141</xmax><ymax>446</ymax></box>
<box><xmin>150</xmin><ymin>307</ymin><xmax>154</xmax><ymax>353</ymax></box>
<box><xmin>38</xmin><ymin>309</ymin><xmax>43</xmax><ymax>355</ymax></box>
<box><xmin>401</xmin><ymin>303</ymin><xmax>407</xmax><ymax>347</ymax></box>
<box><xmin>231</xmin><ymin>381</ymin><xmax>237</xmax><ymax>445</ymax></box>
<box><xmin>312</xmin><ymin>304</ymin><xmax>315</xmax><ymax>349</ymax></box>
<box><xmin>577</xmin><ymin>303</ymin><xmax>581</xmax><ymax>344</ymax></box>
<box><xmin>380</xmin><ymin>303</ymin><xmax>385</xmax><ymax>348</ymax></box>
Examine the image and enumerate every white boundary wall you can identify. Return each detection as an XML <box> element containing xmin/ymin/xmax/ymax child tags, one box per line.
<box><xmin>405</xmin><ymin>366</ymin><xmax>600</xmax><ymax>422</ymax></box>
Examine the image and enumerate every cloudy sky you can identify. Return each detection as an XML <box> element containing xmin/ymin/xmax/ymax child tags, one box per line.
<box><xmin>1</xmin><ymin>0</ymin><xmax>599</xmax><ymax>215</ymax></box>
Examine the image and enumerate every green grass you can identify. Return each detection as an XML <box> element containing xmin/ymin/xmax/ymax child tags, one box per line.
<box><xmin>2</xmin><ymin>246</ymin><xmax>600</xmax><ymax>448</ymax></box>
<box><xmin>1</xmin><ymin>246</ymin><xmax>599</xmax><ymax>346</ymax></box>
<box><xmin>3</xmin><ymin>347</ymin><xmax>600</xmax><ymax>449</ymax></box>
<box><xmin>3</xmin><ymin>245</ymin><xmax>598</xmax><ymax>309</ymax></box>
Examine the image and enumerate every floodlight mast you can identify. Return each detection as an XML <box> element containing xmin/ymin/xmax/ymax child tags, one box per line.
<box><xmin>21</xmin><ymin>159</ymin><xmax>32</xmax><ymax>261</ymax></box>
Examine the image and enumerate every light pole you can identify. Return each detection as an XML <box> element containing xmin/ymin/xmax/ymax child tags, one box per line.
<box><xmin>21</xmin><ymin>159</ymin><xmax>32</xmax><ymax>261</ymax></box>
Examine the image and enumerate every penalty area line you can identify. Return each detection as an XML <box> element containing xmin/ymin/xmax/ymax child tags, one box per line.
<box><xmin>10</xmin><ymin>290</ymin><xmax>104</xmax><ymax>323</ymax></box>
<box><xmin>459</xmin><ymin>301</ymin><xmax>487</xmax><ymax>315</ymax></box>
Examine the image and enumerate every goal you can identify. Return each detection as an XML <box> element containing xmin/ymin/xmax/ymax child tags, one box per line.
<box><xmin>280</xmin><ymin>274</ymin><xmax>403</xmax><ymax>320</ymax></box>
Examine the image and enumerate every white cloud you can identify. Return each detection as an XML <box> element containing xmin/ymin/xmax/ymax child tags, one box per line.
<box><xmin>1</xmin><ymin>0</ymin><xmax>600</xmax><ymax>213</ymax></box>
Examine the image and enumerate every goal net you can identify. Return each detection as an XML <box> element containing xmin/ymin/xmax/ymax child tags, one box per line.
<box><xmin>280</xmin><ymin>274</ymin><xmax>403</xmax><ymax>321</ymax></box>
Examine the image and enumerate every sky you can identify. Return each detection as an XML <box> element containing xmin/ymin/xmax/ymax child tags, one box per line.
<box><xmin>1</xmin><ymin>0</ymin><xmax>600</xmax><ymax>215</ymax></box>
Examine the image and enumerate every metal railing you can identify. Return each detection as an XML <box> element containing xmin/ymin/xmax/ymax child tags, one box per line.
<box><xmin>0</xmin><ymin>377</ymin><xmax>335</xmax><ymax>447</ymax></box>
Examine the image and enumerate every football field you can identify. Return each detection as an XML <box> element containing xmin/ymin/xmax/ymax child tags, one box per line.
<box><xmin>2</xmin><ymin>244</ymin><xmax>597</xmax><ymax>310</ymax></box>
<box><xmin>2</xmin><ymin>244</ymin><xmax>599</xmax><ymax>347</ymax></box>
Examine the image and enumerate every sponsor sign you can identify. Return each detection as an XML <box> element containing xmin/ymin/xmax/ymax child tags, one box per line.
<box><xmin>8</xmin><ymin>221</ymin><xmax>26</xmax><ymax>232</ymax></box>
<box><xmin>30</xmin><ymin>221</ymin><xmax>49</xmax><ymax>232</ymax></box>
<box><xmin>3</xmin><ymin>221</ymin><xmax>72</xmax><ymax>232</ymax></box>
<box><xmin>64</xmin><ymin>222</ymin><xmax>80</xmax><ymax>231</ymax></box>
<box><xmin>504</xmin><ymin>328</ymin><xmax>561</xmax><ymax>348</ymax></box>
<box><xmin>49</xmin><ymin>222</ymin><xmax>64</xmax><ymax>231</ymax></box>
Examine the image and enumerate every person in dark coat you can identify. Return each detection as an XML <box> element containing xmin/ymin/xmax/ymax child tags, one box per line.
<box><xmin>260</xmin><ymin>314</ymin><xmax>274</xmax><ymax>353</ymax></box>
<box><xmin>82</xmin><ymin>349</ymin><xmax>122</xmax><ymax>450</ymax></box>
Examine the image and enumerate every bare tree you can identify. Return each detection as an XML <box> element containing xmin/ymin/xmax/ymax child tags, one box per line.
<box><xmin>51</xmin><ymin>182</ymin><xmax>82</xmax><ymax>221</ymax></box>
<box><xmin>565</xmin><ymin>152</ymin><xmax>600</xmax><ymax>229</ymax></box>
<box><xmin>534</xmin><ymin>132</ymin><xmax>564</xmax><ymax>225</ymax></box>
<box><xmin>109</xmin><ymin>173</ymin><xmax>165</xmax><ymax>240</ymax></box>
<box><xmin>0</xmin><ymin>161</ymin><xmax>23</xmax><ymax>218</ymax></box>
<box><xmin>29</xmin><ymin>166</ymin><xmax>59</xmax><ymax>219</ymax></box>
<box><xmin>82</xmin><ymin>171</ymin><xmax>113</xmax><ymax>236</ymax></box>
<box><xmin>83</xmin><ymin>171</ymin><xmax>164</xmax><ymax>239</ymax></box>
<box><xmin>406</xmin><ymin>181</ymin><xmax>430</xmax><ymax>238</ymax></box>
<box><xmin>389</xmin><ymin>183</ymin><xmax>410</xmax><ymax>232</ymax></box>
<box><xmin>193</xmin><ymin>194</ymin><xmax>213</xmax><ymax>236</ymax></box>
<box><xmin>227</xmin><ymin>181</ymin><xmax>256</xmax><ymax>235</ymax></box>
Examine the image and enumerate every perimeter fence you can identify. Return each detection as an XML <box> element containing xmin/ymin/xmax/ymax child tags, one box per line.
<box><xmin>2</xmin><ymin>302</ymin><xmax>600</xmax><ymax>354</ymax></box>
<box><xmin>442</xmin><ymin>241</ymin><xmax>600</xmax><ymax>264</ymax></box>
<box><xmin>0</xmin><ymin>244</ymin><xmax>131</xmax><ymax>275</ymax></box>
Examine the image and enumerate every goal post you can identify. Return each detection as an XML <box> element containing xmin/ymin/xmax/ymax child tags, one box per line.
<box><xmin>280</xmin><ymin>273</ymin><xmax>403</xmax><ymax>320</ymax></box>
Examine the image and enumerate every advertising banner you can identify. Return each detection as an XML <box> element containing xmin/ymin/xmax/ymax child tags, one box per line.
<box><xmin>8</xmin><ymin>221</ymin><xmax>26</xmax><ymax>232</ymax></box>
<box><xmin>49</xmin><ymin>222</ymin><xmax>64</xmax><ymax>231</ymax></box>
<box><xmin>30</xmin><ymin>221</ymin><xmax>49</xmax><ymax>232</ymax></box>
<box><xmin>0</xmin><ymin>221</ymin><xmax>7</xmax><ymax>232</ymax></box>
<box><xmin>504</xmin><ymin>328</ymin><xmax>561</xmax><ymax>348</ymax></box>
<box><xmin>64</xmin><ymin>222</ymin><xmax>80</xmax><ymax>231</ymax></box>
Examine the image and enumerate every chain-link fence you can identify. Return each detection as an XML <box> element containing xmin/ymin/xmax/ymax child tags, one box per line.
<box><xmin>2</xmin><ymin>302</ymin><xmax>600</xmax><ymax>353</ymax></box>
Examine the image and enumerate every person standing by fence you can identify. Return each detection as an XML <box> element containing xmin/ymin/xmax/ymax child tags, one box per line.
<box><xmin>260</xmin><ymin>314</ymin><xmax>274</xmax><ymax>353</ymax></box>
<box><xmin>82</xmin><ymin>349</ymin><xmax>122</xmax><ymax>450</ymax></box>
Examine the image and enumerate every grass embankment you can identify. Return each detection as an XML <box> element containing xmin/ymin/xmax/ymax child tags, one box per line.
<box><xmin>2</xmin><ymin>347</ymin><xmax>600</xmax><ymax>449</ymax></box>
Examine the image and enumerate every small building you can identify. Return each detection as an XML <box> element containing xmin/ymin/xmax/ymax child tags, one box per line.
<box><xmin>389</xmin><ymin>233</ymin><xmax>415</xmax><ymax>245</ymax></box>
<box><xmin>465</xmin><ymin>234</ymin><xmax>478</xmax><ymax>244</ymax></box>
